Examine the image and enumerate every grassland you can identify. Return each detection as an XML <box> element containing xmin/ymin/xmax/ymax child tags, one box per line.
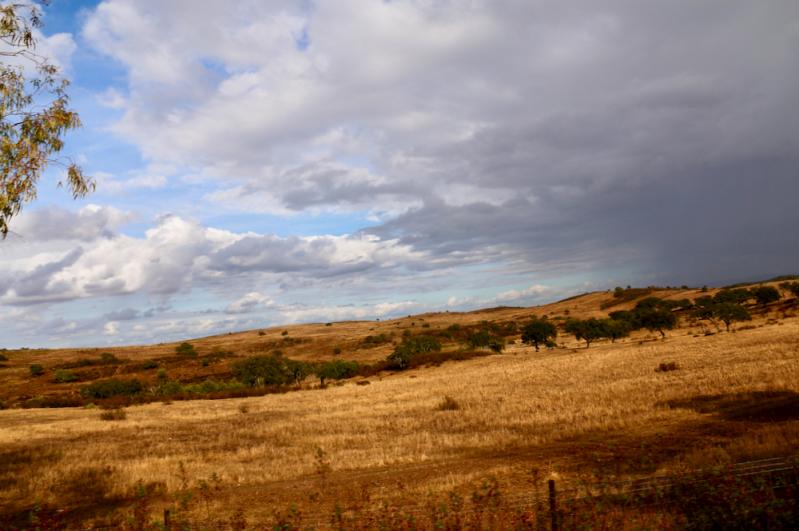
<box><xmin>1</xmin><ymin>285</ymin><xmax>798</xmax><ymax>528</ymax></box>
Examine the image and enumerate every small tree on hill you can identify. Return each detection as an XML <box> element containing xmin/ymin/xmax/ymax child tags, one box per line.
<box><xmin>564</xmin><ymin>318</ymin><xmax>606</xmax><ymax>348</ymax></box>
<box><xmin>714</xmin><ymin>303</ymin><xmax>751</xmax><ymax>332</ymax></box>
<box><xmin>604</xmin><ymin>319</ymin><xmax>631</xmax><ymax>342</ymax></box>
<box><xmin>713</xmin><ymin>288</ymin><xmax>751</xmax><ymax>305</ymax></box>
<box><xmin>386</xmin><ymin>335</ymin><xmax>441</xmax><ymax>370</ymax></box>
<box><xmin>751</xmin><ymin>285</ymin><xmax>780</xmax><ymax>307</ymax></box>
<box><xmin>285</xmin><ymin>359</ymin><xmax>311</xmax><ymax>385</ymax></box>
<box><xmin>232</xmin><ymin>355</ymin><xmax>291</xmax><ymax>386</ymax></box>
<box><xmin>635</xmin><ymin>306</ymin><xmax>677</xmax><ymax>338</ymax></box>
<box><xmin>521</xmin><ymin>318</ymin><xmax>557</xmax><ymax>352</ymax></box>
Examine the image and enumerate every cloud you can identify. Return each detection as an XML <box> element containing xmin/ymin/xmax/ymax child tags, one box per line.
<box><xmin>495</xmin><ymin>285</ymin><xmax>551</xmax><ymax>303</ymax></box>
<box><xmin>0</xmin><ymin>212</ymin><xmax>427</xmax><ymax>307</ymax></box>
<box><xmin>77</xmin><ymin>0</ymin><xmax>799</xmax><ymax>287</ymax></box>
<box><xmin>94</xmin><ymin>173</ymin><xmax>168</xmax><ymax>195</ymax></box>
<box><xmin>277</xmin><ymin>300</ymin><xmax>419</xmax><ymax>324</ymax></box>
<box><xmin>10</xmin><ymin>205</ymin><xmax>134</xmax><ymax>242</ymax></box>
<box><xmin>225</xmin><ymin>292</ymin><xmax>273</xmax><ymax>314</ymax></box>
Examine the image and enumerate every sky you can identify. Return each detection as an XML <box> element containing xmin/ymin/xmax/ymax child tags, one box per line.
<box><xmin>1</xmin><ymin>0</ymin><xmax>798</xmax><ymax>348</ymax></box>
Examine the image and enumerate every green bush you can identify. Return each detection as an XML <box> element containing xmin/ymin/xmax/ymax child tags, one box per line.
<box><xmin>99</xmin><ymin>408</ymin><xmax>127</xmax><ymax>421</ymax></box>
<box><xmin>175</xmin><ymin>342</ymin><xmax>197</xmax><ymax>357</ymax></box>
<box><xmin>29</xmin><ymin>364</ymin><xmax>44</xmax><ymax>377</ymax></box>
<box><xmin>80</xmin><ymin>378</ymin><xmax>143</xmax><ymax>399</ymax></box>
<box><xmin>387</xmin><ymin>335</ymin><xmax>442</xmax><ymax>370</ymax></box>
<box><xmin>54</xmin><ymin>369</ymin><xmax>78</xmax><ymax>383</ymax></box>
<box><xmin>99</xmin><ymin>352</ymin><xmax>120</xmax><ymax>364</ymax></box>
<box><xmin>361</xmin><ymin>333</ymin><xmax>391</xmax><ymax>347</ymax></box>
<box><xmin>315</xmin><ymin>360</ymin><xmax>359</xmax><ymax>386</ymax></box>
<box><xmin>142</xmin><ymin>360</ymin><xmax>158</xmax><ymax>370</ymax></box>
<box><xmin>232</xmin><ymin>355</ymin><xmax>292</xmax><ymax>386</ymax></box>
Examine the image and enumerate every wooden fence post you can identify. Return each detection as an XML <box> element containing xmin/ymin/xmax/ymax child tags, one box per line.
<box><xmin>163</xmin><ymin>508</ymin><xmax>171</xmax><ymax>530</ymax></box>
<box><xmin>548</xmin><ymin>479</ymin><xmax>558</xmax><ymax>531</ymax></box>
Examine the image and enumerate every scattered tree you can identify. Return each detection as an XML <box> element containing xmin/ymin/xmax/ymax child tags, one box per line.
<box><xmin>751</xmin><ymin>285</ymin><xmax>780</xmax><ymax>307</ymax></box>
<box><xmin>232</xmin><ymin>355</ymin><xmax>291</xmax><ymax>386</ymax></box>
<box><xmin>315</xmin><ymin>360</ymin><xmax>359</xmax><ymax>386</ymax></box>
<box><xmin>604</xmin><ymin>319</ymin><xmax>631</xmax><ymax>342</ymax></box>
<box><xmin>564</xmin><ymin>318</ymin><xmax>606</xmax><ymax>348</ymax></box>
<box><xmin>521</xmin><ymin>318</ymin><xmax>557</xmax><ymax>352</ymax></box>
<box><xmin>713</xmin><ymin>288</ymin><xmax>751</xmax><ymax>305</ymax></box>
<box><xmin>387</xmin><ymin>335</ymin><xmax>441</xmax><ymax>369</ymax></box>
<box><xmin>713</xmin><ymin>302</ymin><xmax>751</xmax><ymax>332</ymax></box>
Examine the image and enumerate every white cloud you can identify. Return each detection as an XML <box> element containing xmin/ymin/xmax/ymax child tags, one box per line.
<box><xmin>95</xmin><ymin>173</ymin><xmax>168</xmax><ymax>195</ymax></box>
<box><xmin>0</xmin><ymin>211</ymin><xmax>426</xmax><ymax>306</ymax></box>
<box><xmin>225</xmin><ymin>292</ymin><xmax>273</xmax><ymax>314</ymax></box>
<box><xmin>278</xmin><ymin>300</ymin><xmax>419</xmax><ymax>324</ymax></box>
<box><xmin>495</xmin><ymin>284</ymin><xmax>551</xmax><ymax>303</ymax></box>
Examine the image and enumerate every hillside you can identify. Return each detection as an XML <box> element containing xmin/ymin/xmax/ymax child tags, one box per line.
<box><xmin>1</xmin><ymin>280</ymin><xmax>798</xmax><ymax>527</ymax></box>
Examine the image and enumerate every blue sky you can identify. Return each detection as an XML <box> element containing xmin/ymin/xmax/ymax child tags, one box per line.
<box><xmin>1</xmin><ymin>0</ymin><xmax>797</xmax><ymax>348</ymax></box>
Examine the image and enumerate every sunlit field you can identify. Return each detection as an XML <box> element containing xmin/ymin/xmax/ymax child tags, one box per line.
<box><xmin>1</xmin><ymin>287</ymin><xmax>798</xmax><ymax>527</ymax></box>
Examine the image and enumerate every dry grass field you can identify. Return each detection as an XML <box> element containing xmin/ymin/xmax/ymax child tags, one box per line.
<box><xmin>1</xmin><ymin>284</ymin><xmax>798</xmax><ymax>528</ymax></box>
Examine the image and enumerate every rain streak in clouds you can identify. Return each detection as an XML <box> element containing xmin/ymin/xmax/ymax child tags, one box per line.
<box><xmin>2</xmin><ymin>0</ymin><xmax>798</xmax><ymax>347</ymax></box>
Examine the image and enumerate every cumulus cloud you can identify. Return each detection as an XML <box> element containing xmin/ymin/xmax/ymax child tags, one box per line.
<box><xmin>0</xmin><ymin>212</ymin><xmax>425</xmax><ymax>307</ymax></box>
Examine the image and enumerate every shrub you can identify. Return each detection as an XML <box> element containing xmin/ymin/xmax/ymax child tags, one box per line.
<box><xmin>0</xmin><ymin>353</ymin><xmax>8</xmax><ymax>361</ymax></box>
<box><xmin>655</xmin><ymin>362</ymin><xmax>680</xmax><ymax>372</ymax></box>
<box><xmin>436</xmin><ymin>396</ymin><xmax>460</xmax><ymax>411</ymax></box>
<box><xmin>23</xmin><ymin>394</ymin><xmax>84</xmax><ymax>408</ymax></box>
<box><xmin>99</xmin><ymin>352</ymin><xmax>120</xmax><ymax>364</ymax></box>
<box><xmin>81</xmin><ymin>378</ymin><xmax>143</xmax><ymax>399</ymax></box>
<box><xmin>99</xmin><ymin>408</ymin><xmax>127</xmax><ymax>421</ymax></box>
<box><xmin>54</xmin><ymin>369</ymin><xmax>77</xmax><ymax>383</ymax></box>
<box><xmin>175</xmin><ymin>342</ymin><xmax>197</xmax><ymax>357</ymax></box>
<box><xmin>316</xmin><ymin>360</ymin><xmax>359</xmax><ymax>386</ymax></box>
<box><xmin>487</xmin><ymin>338</ymin><xmax>505</xmax><ymax>352</ymax></box>
<box><xmin>29</xmin><ymin>364</ymin><xmax>44</xmax><ymax>377</ymax></box>
<box><xmin>361</xmin><ymin>333</ymin><xmax>391</xmax><ymax>347</ymax></box>
<box><xmin>142</xmin><ymin>360</ymin><xmax>158</xmax><ymax>370</ymax></box>
<box><xmin>387</xmin><ymin>335</ymin><xmax>441</xmax><ymax>370</ymax></box>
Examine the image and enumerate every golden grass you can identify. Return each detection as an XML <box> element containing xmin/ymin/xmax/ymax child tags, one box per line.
<box><xmin>1</xmin><ymin>314</ymin><xmax>798</xmax><ymax>525</ymax></box>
